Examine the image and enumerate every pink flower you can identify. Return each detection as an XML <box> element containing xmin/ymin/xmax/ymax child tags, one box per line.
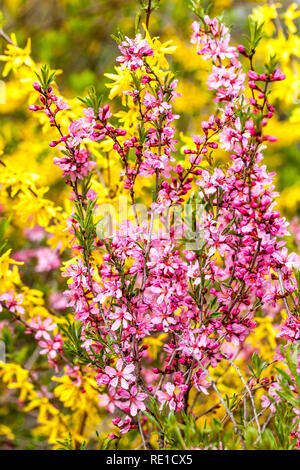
<box><xmin>0</xmin><ymin>291</ymin><xmax>24</xmax><ymax>315</ymax></box>
<box><xmin>110</xmin><ymin>306</ymin><xmax>132</xmax><ymax>331</ymax></box>
<box><xmin>99</xmin><ymin>387</ymin><xmax>123</xmax><ymax>414</ymax></box>
<box><xmin>39</xmin><ymin>333</ymin><xmax>62</xmax><ymax>359</ymax></box>
<box><xmin>278</xmin><ymin>316</ymin><xmax>300</xmax><ymax>342</ymax></box>
<box><xmin>105</xmin><ymin>359</ymin><xmax>135</xmax><ymax>389</ymax></box>
<box><xmin>28</xmin><ymin>315</ymin><xmax>57</xmax><ymax>341</ymax></box>
<box><xmin>116</xmin><ymin>34</ymin><xmax>154</xmax><ymax>71</ymax></box>
<box><xmin>119</xmin><ymin>385</ymin><xmax>147</xmax><ymax>416</ymax></box>
<box><xmin>192</xmin><ymin>372</ymin><xmax>210</xmax><ymax>394</ymax></box>
<box><xmin>157</xmin><ymin>382</ymin><xmax>177</xmax><ymax>410</ymax></box>
<box><xmin>156</xmin><ymin>382</ymin><xmax>184</xmax><ymax>411</ymax></box>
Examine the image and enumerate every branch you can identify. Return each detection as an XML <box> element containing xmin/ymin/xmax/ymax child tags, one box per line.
<box><xmin>145</xmin><ymin>0</ymin><xmax>152</xmax><ymax>30</ymax></box>
<box><xmin>277</xmin><ymin>268</ymin><xmax>291</xmax><ymax>317</ymax></box>
<box><xmin>196</xmin><ymin>360</ymin><xmax>247</xmax><ymax>450</ymax></box>
<box><xmin>225</xmin><ymin>354</ymin><xmax>261</xmax><ymax>438</ymax></box>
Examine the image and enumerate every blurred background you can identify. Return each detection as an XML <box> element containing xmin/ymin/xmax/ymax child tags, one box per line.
<box><xmin>0</xmin><ymin>0</ymin><xmax>299</xmax><ymax>221</ymax></box>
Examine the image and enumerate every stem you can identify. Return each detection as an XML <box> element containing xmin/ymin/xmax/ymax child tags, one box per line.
<box><xmin>277</xmin><ymin>268</ymin><xmax>291</xmax><ymax>317</ymax></box>
<box><xmin>225</xmin><ymin>355</ymin><xmax>261</xmax><ymax>438</ymax></box>
<box><xmin>137</xmin><ymin>412</ymin><xmax>148</xmax><ymax>449</ymax></box>
<box><xmin>197</xmin><ymin>360</ymin><xmax>247</xmax><ymax>450</ymax></box>
<box><xmin>75</xmin><ymin>411</ymin><xmax>88</xmax><ymax>449</ymax></box>
<box><xmin>145</xmin><ymin>0</ymin><xmax>152</xmax><ymax>30</ymax></box>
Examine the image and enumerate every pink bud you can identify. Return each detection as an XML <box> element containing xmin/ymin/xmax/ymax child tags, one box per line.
<box><xmin>28</xmin><ymin>105</ymin><xmax>42</xmax><ymax>111</ymax></box>
<box><xmin>141</xmin><ymin>75</ymin><xmax>151</xmax><ymax>84</ymax></box>
<box><xmin>248</xmin><ymin>70</ymin><xmax>259</xmax><ymax>80</ymax></box>
<box><xmin>207</xmin><ymin>142</ymin><xmax>218</xmax><ymax>149</ymax></box>
<box><xmin>185</xmin><ymin>251</ymin><xmax>196</xmax><ymax>262</ymax></box>
<box><xmin>112</xmin><ymin>417</ymin><xmax>121</xmax><ymax>425</ymax></box>
<box><xmin>272</xmin><ymin>69</ymin><xmax>286</xmax><ymax>81</ymax></box>
<box><xmin>175</xmin><ymin>164</ymin><xmax>183</xmax><ymax>174</ymax></box>
<box><xmin>33</xmin><ymin>81</ymin><xmax>41</xmax><ymax>91</ymax></box>
<box><xmin>263</xmin><ymin>135</ymin><xmax>277</xmax><ymax>142</ymax></box>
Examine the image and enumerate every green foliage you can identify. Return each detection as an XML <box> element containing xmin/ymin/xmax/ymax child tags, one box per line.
<box><xmin>0</xmin><ymin>216</ymin><xmax>11</xmax><ymax>254</ymax></box>
<box><xmin>35</xmin><ymin>64</ymin><xmax>56</xmax><ymax>91</ymax></box>
<box><xmin>56</xmin><ymin>433</ymin><xmax>74</xmax><ymax>450</ymax></box>
<box><xmin>78</xmin><ymin>87</ymin><xmax>102</xmax><ymax>116</ymax></box>
<box><xmin>243</xmin><ymin>19</ymin><xmax>265</xmax><ymax>56</ymax></box>
<box><xmin>59</xmin><ymin>319</ymin><xmax>83</xmax><ymax>359</ymax></box>
<box><xmin>72</xmin><ymin>176</ymin><xmax>97</xmax><ymax>260</ymax></box>
<box><xmin>110</xmin><ymin>30</ymin><xmax>126</xmax><ymax>45</ymax></box>
<box><xmin>189</xmin><ymin>0</ymin><xmax>212</xmax><ymax>24</ymax></box>
<box><xmin>248</xmin><ymin>352</ymin><xmax>269</xmax><ymax>380</ymax></box>
<box><xmin>265</xmin><ymin>53</ymin><xmax>279</xmax><ymax>74</ymax></box>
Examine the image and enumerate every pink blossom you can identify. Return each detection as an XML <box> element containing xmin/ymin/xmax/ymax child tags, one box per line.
<box><xmin>105</xmin><ymin>359</ymin><xmax>135</xmax><ymax>389</ymax></box>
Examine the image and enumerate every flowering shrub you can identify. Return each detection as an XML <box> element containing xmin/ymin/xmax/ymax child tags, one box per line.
<box><xmin>0</xmin><ymin>0</ymin><xmax>300</xmax><ymax>451</ymax></box>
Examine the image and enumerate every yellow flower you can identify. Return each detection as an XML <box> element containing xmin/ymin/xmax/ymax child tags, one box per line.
<box><xmin>251</xmin><ymin>3</ymin><xmax>282</xmax><ymax>36</ymax></box>
<box><xmin>105</xmin><ymin>66</ymin><xmax>133</xmax><ymax>101</ymax></box>
<box><xmin>13</xmin><ymin>186</ymin><xmax>60</xmax><ymax>228</ymax></box>
<box><xmin>283</xmin><ymin>3</ymin><xmax>300</xmax><ymax>34</ymax></box>
<box><xmin>142</xmin><ymin>333</ymin><xmax>167</xmax><ymax>359</ymax></box>
<box><xmin>0</xmin><ymin>35</ymin><xmax>34</xmax><ymax>77</ymax></box>
<box><xmin>0</xmin><ymin>424</ymin><xmax>14</xmax><ymax>440</ymax></box>
<box><xmin>0</xmin><ymin>363</ymin><xmax>34</xmax><ymax>402</ymax></box>
<box><xmin>143</xmin><ymin>24</ymin><xmax>177</xmax><ymax>70</ymax></box>
<box><xmin>25</xmin><ymin>396</ymin><xmax>59</xmax><ymax>423</ymax></box>
<box><xmin>53</xmin><ymin>370</ymin><xmax>99</xmax><ymax>411</ymax></box>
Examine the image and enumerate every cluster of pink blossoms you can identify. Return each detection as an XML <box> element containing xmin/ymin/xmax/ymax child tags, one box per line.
<box><xmin>26</xmin><ymin>316</ymin><xmax>63</xmax><ymax>370</ymax></box>
<box><xmin>14</xmin><ymin>247</ymin><xmax>60</xmax><ymax>273</ymax></box>
<box><xmin>116</xmin><ymin>34</ymin><xmax>154</xmax><ymax>71</ymax></box>
<box><xmin>0</xmin><ymin>287</ymin><xmax>63</xmax><ymax>369</ymax></box>
<box><xmin>27</xmin><ymin>14</ymin><xmax>300</xmax><ymax>440</ymax></box>
<box><xmin>0</xmin><ymin>291</ymin><xmax>24</xmax><ymax>315</ymax></box>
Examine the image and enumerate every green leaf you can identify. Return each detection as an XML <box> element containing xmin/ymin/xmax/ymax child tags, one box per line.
<box><xmin>36</xmin><ymin>64</ymin><xmax>56</xmax><ymax>91</ymax></box>
<box><xmin>78</xmin><ymin>87</ymin><xmax>103</xmax><ymax>115</ymax></box>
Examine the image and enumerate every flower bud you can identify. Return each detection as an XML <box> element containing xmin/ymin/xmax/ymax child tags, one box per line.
<box><xmin>32</xmin><ymin>81</ymin><xmax>42</xmax><ymax>91</ymax></box>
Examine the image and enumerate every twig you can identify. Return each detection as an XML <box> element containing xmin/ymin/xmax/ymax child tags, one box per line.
<box><xmin>196</xmin><ymin>360</ymin><xmax>247</xmax><ymax>449</ymax></box>
<box><xmin>277</xmin><ymin>268</ymin><xmax>291</xmax><ymax>317</ymax></box>
<box><xmin>137</xmin><ymin>412</ymin><xmax>148</xmax><ymax>449</ymax></box>
<box><xmin>225</xmin><ymin>355</ymin><xmax>261</xmax><ymax>438</ymax></box>
<box><xmin>145</xmin><ymin>0</ymin><xmax>152</xmax><ymax>30</ymax></box>
<box><xmin>154</xmin><ymin>349</ymin><xmax>177</xmax><ymax>396</ymax></box>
